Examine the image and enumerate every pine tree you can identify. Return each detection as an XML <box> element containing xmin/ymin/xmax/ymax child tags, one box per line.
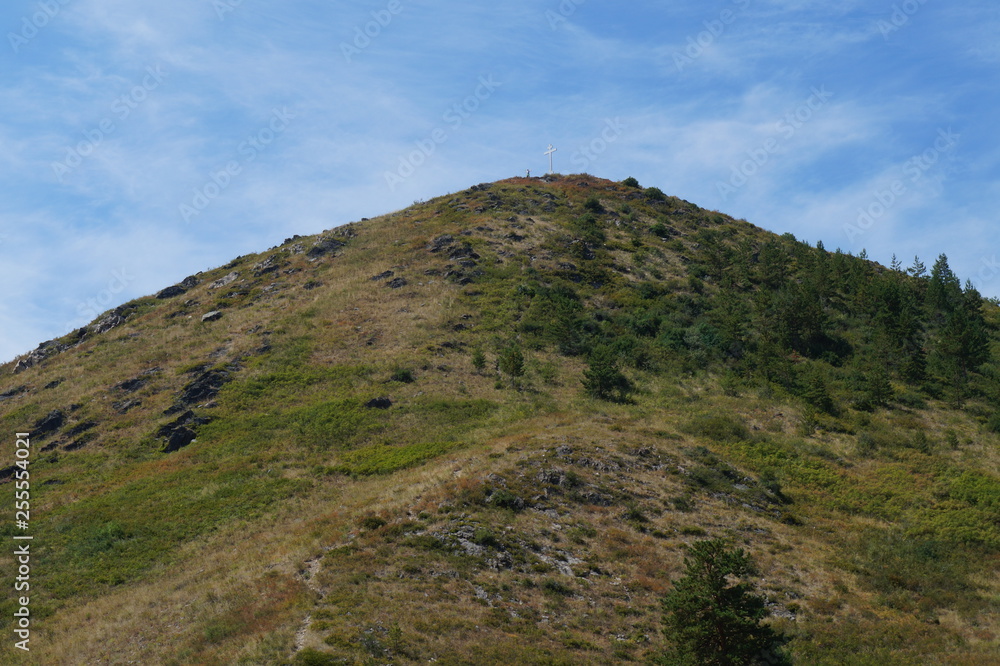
<box><xmin>471</xmin><ymin>348</ymin><xmax>486</xmax><ymax>374</ymax></box>
<box><xmin>926</xmin><ymin>254</ymin><xmax>962</xmax><ymax>319</ymax></box>
<box><xmin>662</xmin><ymin>539</ymin><xmax>790</xmax><ymax>666</ymax></box>
<box><xmin>907</xmin><ymin>255</ymin><xmax>927</xmax><ymax>279</ymax></box>
<box><xmin>581</xmin><ymin>345</ymin><xmax>632</xmax><ymax>402</ymax></box>
<box><xmin>497</xmin><ymin>344</ymin><xmax>525</xmax><ymax>379</ymax></box>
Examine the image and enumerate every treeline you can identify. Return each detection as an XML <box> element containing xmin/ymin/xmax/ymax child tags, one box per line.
<box><xmin>509</xmin><ymin>202</ymin><xmax>998</xmax><ymax>418</ymax></box>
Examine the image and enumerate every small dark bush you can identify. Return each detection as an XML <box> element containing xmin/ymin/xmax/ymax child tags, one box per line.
<box><xmin>622</xmin><ymin>177</ymin><xmax>640</xmax><ymax>188</ymax></box>
<box><xmin>359</xmin><ymin>516</ymin><xmax>387</xmax><ymax>530</ymax></box>
<box><xmin>294</xmin><ymin>648</ymin><xmax>343</xmax><ymax>665</ymax></box>
<box><xmin>390</xmin><ymin>367</ymin><xmax>415</xmax><ymax>383</ymax></box>
<box><xmin>583</xmin><ymin>196</ymin><xmax>603</xmax><ymax>213</ymax></box>
<box><xmin>644</xmin><ymin>186</ymin><xmax>667</xmax><ymax>201</ymax></box>
<box><xmin>542</xmin><ymin>578</ymin><xmax>573</xmax><ymax>596</ymax></box>
<box><xmin>488</xmin><ymin>489</ymin><xmax>525</xmax><ymax>511</ymax></box>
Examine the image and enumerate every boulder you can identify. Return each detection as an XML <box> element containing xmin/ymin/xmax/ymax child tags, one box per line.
<box><xmin>307</xmin><ymin>237</ymin><xmax>345</xmax><ymax>258</ymax></box>
<box><xmin>163</xmin><ymin>427</ymin><xmax>197</xmax><ymax>453</ymax></box>
<box><xmin>427</xmin><ymin>234</ymin><xmax>454</xmax><ymax>252</ymax></box>
<box><xmin>156</xmin><ymin>285</ymin><xmax>187</xmax><ymax>299</ymax></box>
<box><xmin>201</xmin><ymin>311</ymin><xmax>223</xmax><ymax>323</ymax></box>
<box><xmin>365</xmin><ymin>397</ymin><xmax>393</xmax><ymax>410</ymax></box>
<box><xmin>209</xmin><ymin>272</ymin><xmax>239</xmax><ymax>289</ymax></box>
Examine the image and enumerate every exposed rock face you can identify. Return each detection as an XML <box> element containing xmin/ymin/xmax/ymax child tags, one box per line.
<box><xmin>33</xmin><ymin>409</ymin><xmax>65</xmax><ymax>438</ymax></box>
<box><xmin>163</xmin><ymin>428</ymin><xmax>197</xmax><ymax>453</ymax></box>
<box><xmin>156</xmin><ymin>285</ymin><xmax>187</xmax><ymax>299</ymax></box>
<box><xmin>112</xmin><ymin>398</ymin><xmax>141</xmax><ymax>414</ymax></box>
<box><xmin>427</xmin><ymin>235</ymin><xmax>454</xmax><ymax>252</ymax></box>
<box><xmin>201</xmin><ymin>311</ymin><xmax>223</xmax><ymax>323</ymax></box>
<box><xmin>253</xmin><ymin>256</ymin><xmax>282</xmax><ymax>277</ymax></box>
<box><xmin>307</xmin><ymin>237</ymin><xmax>345</xmax><ymax>259</ymax></box>
<box><xmin>14</xmin><ymin>340</ymin><xmax>63</xmax><ymax>373</ymax></box>
<box><xmin>386</xmin><ymin>277</ymin><xmax>408</xmax><ymax>289</ymax></box>
<box><xmin>365</xmin><ymin>397</ymin><xmax>392</xmax><ymax>409</ymax></box>
<box><xmin>157</xmin><ymin>410</ymin><xmax>212</xmax><ymax>453</ymax></box>
<box><xmin>210</xmin><ymin>272</ymin><xmax>239</xmax><ymax>289</ymax></box>
<box><xmin>0</xmin><ymin>386</ymin><xmax>27</xmax><ymax>401</ymax></box>
<box><xmin>178</xmin><ymin>368</ymin><xmax>231</xmax><ymax>406</ymax></box>
<box><xmin>91</xmin><ymin>310</ymin><xmax>125</xmax><ymax>335</ymax></box>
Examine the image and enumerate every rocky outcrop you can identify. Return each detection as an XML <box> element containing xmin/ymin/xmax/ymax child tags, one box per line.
<box><xmin>157</xmin><ymin>410</ymin><xmax>212</xmax><ymax>453</ymax></box>
<box><xmin>307</xmin><ymin>237</ymin><xmax>345</xmax><ymax>259</ymax></box>
<box><xmin>156</xmin><ymin>285</ymin><xmax>187</xmax><ymax>299</ymax></box>
<box><xmin>32</xmin><ymin>409</ymin><xmax>65</xmax><ymax>439</ymax></box>
<box><xmin>209</xmin><ymin>272</ymin><xmax>239</xmax><ymax>289</ymax></box>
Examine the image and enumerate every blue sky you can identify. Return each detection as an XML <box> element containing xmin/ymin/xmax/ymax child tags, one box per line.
<box><xmin>2</xmin><ymin>0</ymin><xmax>999</xmax><ymax>362</ymax></box>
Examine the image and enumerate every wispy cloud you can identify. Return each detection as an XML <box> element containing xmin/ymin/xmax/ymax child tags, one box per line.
<box><xmin>1</xmin><ymin>0</ymin><xmax>998</xmax><ymax>361</ymax></box>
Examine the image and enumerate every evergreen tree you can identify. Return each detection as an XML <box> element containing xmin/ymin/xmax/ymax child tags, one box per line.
<box><xmin>497</xmin><ymin>343</ymin><xmax>525</xmax><ymax>379</ymax></box>
<box><xmin>471</xmin><ymin>348</ymin><xmax>486</xmax><ymax>374</ymax></box>
<box><xmin>926</xmin><ymin>254</ymin><xmax>962</xmax><ymax>320</ymax></box>
<box><xmin>907</xmin><ymin>255</ymin><xmax>927</xmax><ymax>279</ymax></box>
<box><xmin>931</xmin><ymin>281</ymin><xmax>990</xmax><ymax>393</ymax></box>
<box><xmin>662</xmin><ymin>539</ymin><xmax>790</xmax><ymax>666</ymax></box>
<box><xmin>582</xmin><ymin>345</ymin><xmax>632</xmax><ymax>402</ymax></box>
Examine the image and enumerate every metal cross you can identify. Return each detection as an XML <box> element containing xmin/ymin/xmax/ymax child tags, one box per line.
<box><xmin>544</xmin><ymin>144</ymin><xmax>557</xmax><ymax>174</ymax></box>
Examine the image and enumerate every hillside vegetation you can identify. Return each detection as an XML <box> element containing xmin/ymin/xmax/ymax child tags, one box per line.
<box><xmin>2</xmin><ymin>174</ymin><xmax>999</xmax><ymax>664</ymax></box>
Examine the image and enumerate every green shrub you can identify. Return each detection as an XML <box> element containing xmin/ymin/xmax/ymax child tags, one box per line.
<box><xmin>390</xmin><ymin>367</ymin><xmax>415</xmax><ymax>383</ymax></box>
<box><xmin>681</xmin><ymin>414</ymin><xmax>750</xmax><ymax>443</ymax></box>
<box><xmin>541</xmin><ymin>578</ymin><xmax>573</xmax><ymax>596</ymax></box>
<box><xmin>583</xmin><ymin>196</ymin><xmax>603</xmax><ymax>213</ymax></box>
<box><xmin>644</xmin><ymin>187</ymin><xmax>667</xmax><ymax>201</ymax></box>
<box><xmin>334</xmin><ymin>441</ymin><xmax>457</xmax><ymax>476</ymax></box>
<box><xmin>359</xmin><ymin>516</ymin><xmax>387</xmax><ymax>530</ymax></box>
<box><xmin>622</xmin><ymin>177</ymin><xmax>640</xmax><ymax>188</ymax></box>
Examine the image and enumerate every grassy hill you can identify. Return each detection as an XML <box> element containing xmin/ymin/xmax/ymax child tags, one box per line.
<box><xmin>2</xmin><ymin>174</ymin><xmax>999</xmax><ymax>664</ymax></box>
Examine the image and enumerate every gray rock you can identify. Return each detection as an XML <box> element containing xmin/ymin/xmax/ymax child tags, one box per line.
<box><xmin>202</xmin><ymin>311</ymin><xmax>223</xmax><ymax>322</ymax></box>
<box><xmin>156</xmin><ymin>285</ymin><xmax>187</xmax><ymax>299</ymax></box>
<box><xmin>209</xmin><ymin>272</ymin><xmax>239</xmax><ymax>289</ymax></box>
<box><xmin>307</xmin><ymin>237</ymin><xmax>345</xmax><ymax>258</ymax></box>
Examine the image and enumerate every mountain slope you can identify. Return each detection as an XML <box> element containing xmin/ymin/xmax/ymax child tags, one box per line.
<box><xmin>2</xmin><ymin>174</ymin><xmax>999</xmax><ymax>665</ymax></box>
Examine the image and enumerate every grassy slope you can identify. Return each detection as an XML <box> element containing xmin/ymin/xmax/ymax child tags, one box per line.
<box><xmin>0</xmin><ymin>175</ymin><xmax>998</xmax><ymax>664</ymax></box>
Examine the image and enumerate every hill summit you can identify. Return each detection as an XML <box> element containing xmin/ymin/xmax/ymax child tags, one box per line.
<box><xmin>2</xmin><ymin>174</ymin><xmax>1000</xmax><ymax>664</ymax></box>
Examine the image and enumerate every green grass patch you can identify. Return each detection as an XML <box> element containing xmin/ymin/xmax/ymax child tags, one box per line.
<box><xmin>334</xmin><ymin>441</ymin><xmax>461</xmax><ymax>476</ymax></box>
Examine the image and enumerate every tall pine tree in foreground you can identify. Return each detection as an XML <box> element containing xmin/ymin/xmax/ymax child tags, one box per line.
<box><xmin>661</xmin><ymin>539</ymin><xmax>790</xmax><ymax>665</ymax></box>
